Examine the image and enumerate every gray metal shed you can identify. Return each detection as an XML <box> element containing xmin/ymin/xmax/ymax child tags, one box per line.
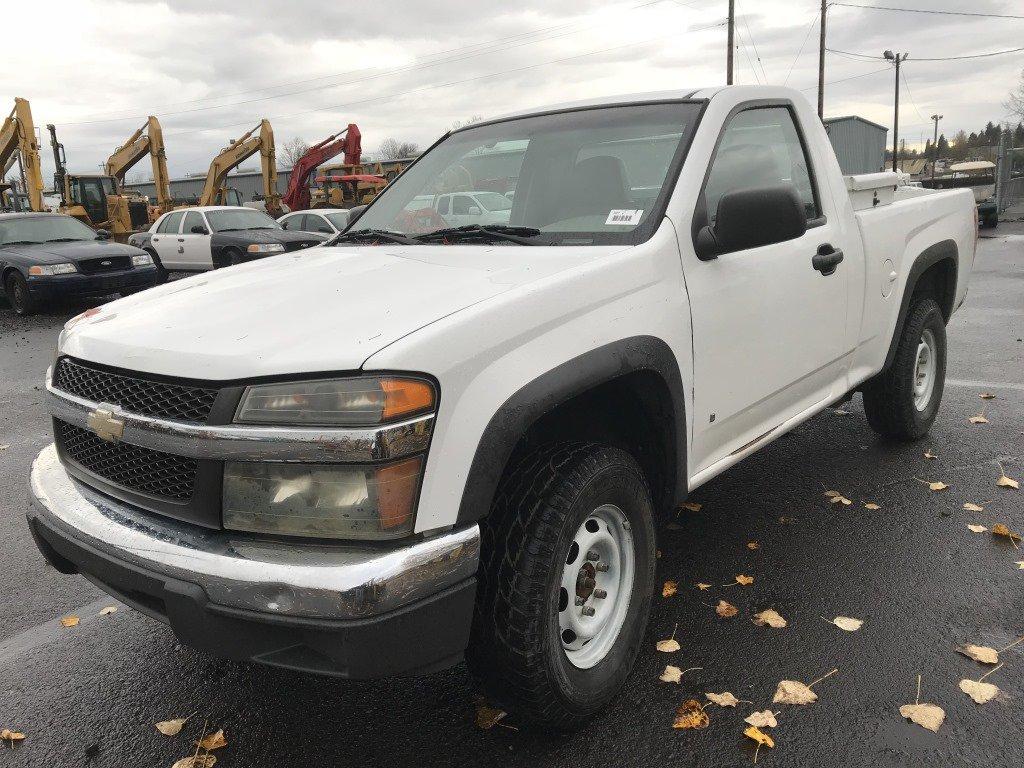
<box><xmin>124</xmin><ymin>168</ymin><xmax>294</xmax><ymax>204</ymax></box>
<box><xmin>823</xmin><ymin>116</ymin><xmax>888</xmax><ymax>175</ymax></box>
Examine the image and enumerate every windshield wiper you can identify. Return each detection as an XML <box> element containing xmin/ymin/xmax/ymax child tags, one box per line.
<box><xmin>45</xmin><ymin>237</ymin><xmax>85</xmax><ymax>243</ymax></box>
<box><xmin>414</xmin><ymin>225</ymin><xmax>542</xmax><ymax>245</ymax></box>
<box><xmin>0</xmin><ymin>240</ymin><xmax>37</xmax><ymax>246</ymax></box>
<box><xmin>329</xmin><ymin>229</ymin><xmax>421</xmax><ymax>245</ymax></box>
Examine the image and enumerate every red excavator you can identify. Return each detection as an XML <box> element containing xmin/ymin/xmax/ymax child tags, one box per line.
<box><xmin>281</xmin><ymin>124</ymin><xmax>361</xmax><ymax>212</ymax></box>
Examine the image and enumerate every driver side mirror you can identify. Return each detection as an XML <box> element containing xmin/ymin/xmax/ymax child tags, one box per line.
<box><xmin>190</xmin><ymin>224</ymin><xmax>209</xmax><ymax>235</ymax></box>
<box><xmin>95</xmin><ymin>229</ymin><xmax>111</xmax><ymax>240</ymax></box>
<box><xmin>694</xmin><ymin>184</ymin><xmax>807</xmax><ymax>260</ymax></box>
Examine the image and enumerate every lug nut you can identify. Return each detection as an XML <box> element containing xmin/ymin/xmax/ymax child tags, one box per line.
<box><xmin>596</xmin><ymin>563</ymin><xmax>609</xmax><ymax>572</ymax></box>
<box><xmin>586</xmin><ymin>550</ymin><xmax>600</xmax><ymax>561</ymax></box>
<box><xmin>575</xmin><ymin>596</ymin><xmax>585</xmax><ymax>606</ymax></box>
<box><xmin>581</xmin><ymin>606</ymin><xmax>596</xmax><ymax>616</ymax></box>
<box><xmin>593</xmin><ymin>589</ymin><xmax>607</xmax><ymax>599</ymax></box>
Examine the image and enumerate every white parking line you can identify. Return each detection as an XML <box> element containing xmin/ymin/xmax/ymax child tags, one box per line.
<box><xmin>0</xmin><ymin>597</ymin><xmax>122</xmax><ymax>664</ymax></box>
<box><xmin>947</xmin><ymin>378</ymin><xmax>1024</xmax><ymax>393</ymax></box>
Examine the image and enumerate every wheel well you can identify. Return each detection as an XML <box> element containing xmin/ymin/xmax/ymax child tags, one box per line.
<box><xmin>910</xmin><ymin>256</ymin><xmax>956</xmax><ymax>321</ymax></box>
<box><xmin>503</xmin><ymin>371</ymin><xmax>677</xmax><ymax>513</ymax></box>
<box><xmin>2</xmin><ymin>265</ymin><xmax>20</xmax><ymax>289</ymax></box>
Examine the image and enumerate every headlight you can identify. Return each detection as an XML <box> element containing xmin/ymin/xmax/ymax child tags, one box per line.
<box><xmin>223</xmin><ymin>456</ymin><xmax>423</xmax><ymax>539</ymax></box>
<box><xmin>235</xmin><ymin>376</ymin><xmax>435</xmax><ymax>426</ymax></box>
<box><xmin>246</xmin><ymin>243</ymin><xmax>285</xmax><ymax>254</ymax></box>
<box><xmin>131</xmin><ymin>253</ymin><xmax>153</xmax><ymax>266</ymax></box>
<box><xmin>28</xmin><ymin>263</ymin><xmax>77</xmax><ymax>276</ymax></box>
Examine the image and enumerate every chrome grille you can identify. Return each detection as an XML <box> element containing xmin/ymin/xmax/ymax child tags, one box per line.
<box><xmin>53</xmin><ymin>358</ymin><xmax>218</xmax><ymax>423</ymax></box>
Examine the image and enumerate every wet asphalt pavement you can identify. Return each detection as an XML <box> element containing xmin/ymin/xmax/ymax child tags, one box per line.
<box><xmin>1</xmin><ymin>226</ymin><xmax>1022</xmax><ymax>767</ymax></box>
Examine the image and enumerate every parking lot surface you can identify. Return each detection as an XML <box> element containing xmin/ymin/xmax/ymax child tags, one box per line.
<box><xmin>1</xmin><ymin>227</ymin><xmax>1022</xmax><ymax>767</ymax></box>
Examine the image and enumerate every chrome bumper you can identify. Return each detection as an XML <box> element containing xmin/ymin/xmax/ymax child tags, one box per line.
<box><xmin>28</xmin><ymin>444</ymin><xmax>479</xmax><ymax>620</ymax></box>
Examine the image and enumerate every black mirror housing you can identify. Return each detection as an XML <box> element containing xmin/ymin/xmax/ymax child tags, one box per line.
<box><xmin>95</xmin><ymin>228</ymin><xmax>111</xmax><ymax>240</ymax></box>
<box><xmin>190</xmin><ymin>225</ymin><xmax>209</xmax><ymax>235</ymax></box>
<box><xmin>699</xmin><ymin>185</ymin><xmax>808</xmax><ymax>259</ymax></box>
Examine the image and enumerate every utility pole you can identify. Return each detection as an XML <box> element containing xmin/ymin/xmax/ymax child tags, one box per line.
<box><xmin>727</xmin><ymin>0</ymin><xmax>735</xmax><ymax>85</ymax></box>
<box><xmin>817</xmin><ymin>0</ymin><xmax>827</xmax><ymax>120</ymax></box>
<box><xmin>884</xmin><ymin>50</ymin><xmax>908</xmax><ymax>172</ymax></box>
<box><xmin>930</xmin><ymin>113</ymin><xmax>942</xmax><ymax>180</ymax></box>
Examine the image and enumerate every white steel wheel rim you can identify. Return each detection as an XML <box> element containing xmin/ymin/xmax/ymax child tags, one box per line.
<box><xmin>558</xmin><ymin>504</ymin><xmax>636</xmax><ymax>670</ymax></box>
<box><xmin>913</xmin><ymin>328</ymin><xmax>937</xmax><ymax>411</ymax></box>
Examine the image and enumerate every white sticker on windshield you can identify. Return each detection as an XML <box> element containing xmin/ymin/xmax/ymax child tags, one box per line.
<box><xmin>605</xmin><ymin>209</ymin><xmax>644</xmax><ymax>226</ymax></box>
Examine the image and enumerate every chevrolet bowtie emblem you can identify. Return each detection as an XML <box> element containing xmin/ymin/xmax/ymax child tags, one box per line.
<box><xmin>86</xmin><ymin>407</ymin><xmax>125</xmax><ymax>443</ymax></box>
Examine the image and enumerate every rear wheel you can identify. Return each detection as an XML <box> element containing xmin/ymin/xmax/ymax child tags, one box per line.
<box><xmin>466</xmin><ymin>443</ymin><xmax>656</xmax><ymax>730</ymax></box>
<box><xmin>863</xmin><ymin>298</ymin><xmax>946</xmax><ymax>440</ymax></box>
<box><xmin>5</xmin><ymin>271</ymin><xmax>37</xmax><ymax>316</ymax></box>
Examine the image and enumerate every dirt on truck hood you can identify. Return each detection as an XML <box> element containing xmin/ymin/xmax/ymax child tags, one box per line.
<box><xmin>58</xmin><ymin>243</ymin><xmax>617</xmax><ymax>380</ymax></box>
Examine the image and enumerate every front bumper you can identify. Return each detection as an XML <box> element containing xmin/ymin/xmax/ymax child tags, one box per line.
<box><xmin>27</xmin><ymin>267</ymin><xmax>159</xmax><ymax>301</ymax></box>
<box><xmin>27</xmin><ymin>444</ymin><xmax>480</xmax><ymax>677</ymax></box>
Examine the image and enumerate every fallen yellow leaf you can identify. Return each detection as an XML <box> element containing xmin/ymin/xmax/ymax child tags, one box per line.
<box><xmin>743</xmin><ymin>725</ymin><xmax>775</xmax><ymax>748</ymax></box>
<box><xmin>735</xmin><ymin>574</ymin><xmax>754</xmax><ymax>586</ymax></box>
<box><xmin>196</xmin><ymin>729</ymin><xmax>227</xmax><ymax>751</ymax></box>
<box><xmin>967</xmin><ymin>524</ymin><xmax>988</xmax><ymax>533</ymax></box>
<box><xmin>680</xmin><ymin>502</ymin><xmax>702</xmax><ymax>512</ymax></box>
<box><xmin>996</xmin><ymin>472</ymin><xmax>1019</xmax><ymax>490</ymax></box>
<box><xmin>752</xmin><ymin>609</ymin><xmax>787</xmax><ymax>628</ymax></box>
<box><xmin>475</xmin><ymin>702</ymin><xmax>507</xmax><ymax>729</ymax></box>
<box><xmin>746</xmin><ymin>540</ymin><xmax>760</xmax><ymax>550</ymax></box>
<box><xmin>672</xmin><ymin>699</ymin><xmax>709</xmax><ymax>730</ymax></box>
<box><xmin>705</xmin><ymin>691</ymin><xmax>740</xmax><ymax>707</ymax></box>
<box><xmin>171</xmin><ymin>756</ymin><xmax>216</xmax><ymax>768</ymax></box>
<box><xmin>968</xmin><ymin>413</ymin><xmax>989</xmax><ymax>424</ymax></box>
<box><xmin>662</xmin><ymin>581</ymin><xmax>678</xmax><ymax>598</ymax></box>
<box><xmin>716</xmin><ymin>600</ymin><xmax>738</xmax><ymax>618</ymax></box>
<box><xmin>900</xmin><ymin>702</ymin><xmax>945</xmax><ymax>732</ymax></box>
<box><xmin>660</xmin><ymin>665</ymin><xmax>683</xmax><ymax>683</ymax></box>
<box><xmin>59</xmin><ymin>615</ymin><xmax>79</xmax><ymax>628</ymax></box>
<box><xmin>960</xmin><ymin>678</ymin><xmax>999</xmax><ymax>704</ymax></box>
<box><xmin>778</xmin><ymin>516</ymin><xmax>797</xmax><ymax>524</ymax></box>
<box><xmin>773</xmin><ymin>680</ymin><xmax>817</xmax><ymax>705</ymax></box>
<box><xmin>696</xmin><ymin>582</ymin><xmax>711</xmax><ymax>591</ymax></box>
<box><xmin>957</xmin><ymin>643</ymin><xmax>999</xmax><ymax>664</ymax></box>
<box><xmin>963</xmin><ymin>502</ymin><xmax>985</xmax><ymax>512</ymax></box>
<box><xmin>656</xmin><ymin>624</ymin><xmax>681</xmax><ymax>653</ymax></box>
<box><xmin>928</xmin><ymin>481</ymin><xmax>948</xmax><ymax>492</ymax></box>
<box><xmin>155</xmin><ymin>716</ymin><xmax>191</xmax><ymax>736</ymax></box>
<box><xmin>825</xmin><ymin>491</ymin><xmax>852</xmax><ymax>505</ymax></box>
<box><xmin>99</xmin><ymin>606</ymin><xmax>117</xmax><ymax>616</ymax></box>
<box><xmin>979</xmin><ymin>392</ymin><xmax>996</xmax><ymax>400</ymax></box>
<box><xmin>830</xmin><ymin>616</ymin><xmax>863</xmax><ymax>632</ymax></box>
<box><xmin>923</xmin><ymin>449</ymin><xmax>938</xmax><ymax>460</ymax></box>
<box><xmin>744</xmin><ymin>710</ymin><xmax>777</xmax><ymax>728</ymax></box>
<box><xmin>0</xmin><ymin>729</ymin><xmax>26</xmax><ymax>745</ymax></box>
<box><xmin>992</xmin><ymin>523</ymin><xmax>1023</xmax><ymax>542</ymax></box>
<box><xmin>1016</xmin><ymin>561</ymin><xmax>1024</xmax><ymax>570</ymax></box>
<box><xmin>863</xmin><ymin>502</ymin><xmax>881</xmax><ymax>510</ymax></box>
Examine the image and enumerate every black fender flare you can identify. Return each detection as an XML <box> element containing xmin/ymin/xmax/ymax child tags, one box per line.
<box><xmin>454</xmin><ymin>335</ymin><xmax>688</xmax><ymax>525</ymax></box>
<box><xmin>882</xmin><ymin>239</ymin><xmax>958</xmax><ymax>371</ymax></box>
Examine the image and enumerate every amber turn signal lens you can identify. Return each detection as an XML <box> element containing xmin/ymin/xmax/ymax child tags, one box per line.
<box><xmin>381</xmin><ymin>378</ymin><xmax>435</xmax><ymax>421</ymax></box>
<box><xmin>375</xmin><ymin>455</ymin><xmax>424</xmax><ymax>530</ymax></box>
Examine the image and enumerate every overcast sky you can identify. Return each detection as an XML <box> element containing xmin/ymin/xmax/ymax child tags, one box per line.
<box><xmin>4</xmin><ymin>0</ymin><xmax>1023</xmax><ymax>181</ymax></box>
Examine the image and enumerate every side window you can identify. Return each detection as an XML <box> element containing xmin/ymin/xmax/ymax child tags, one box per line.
<box><xmin>452</xmin><ymin>195</ymin><xmax>472</xmax><ymax>215</ymax></box>
<box><xmin>436</xmin><ymin>196</ymin><xmax>450</xmax><ymax>215</ymax></box>
<box><xmin>157</xmin><ymin>211</ymin><xmax>184</xmax><ymax>233</ymax></box>
<box><xmin>181</xmin><ymin>211</ymin><xmax>204</xmax><ymax>234</ymax></box>
<box><xmin>279</xmin><ymin>215</ymin><xmax>292</xmax><ymax>230</ymax></box>
<box><xmin>311</xmin><ymin>215</ymin><xmax>332</xmax><ymax>233</ymax></box>
<box><xmin>703</xmin><ymin>106</ymin><xmax>820</xmax><ymax>224</ymax></box>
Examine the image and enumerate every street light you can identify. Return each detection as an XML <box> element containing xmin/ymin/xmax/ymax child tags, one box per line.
<box><xmin>885</xmin><ymin>50</ymin><xmax>909</xmax><ymax>172</ymax></box>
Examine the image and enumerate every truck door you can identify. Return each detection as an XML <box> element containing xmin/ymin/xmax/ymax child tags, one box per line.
<box><xmin>178</xmin><ymin>211</ymin><xmax>213</xmax><ymax>269</ymax></box>
<box><xmin>150</xmin><ymin>211</ymin><xmax>185</xmax><ymax>269</ymax></box>
<box><xmin>685</xmin><ymin>104</ymin><xmax>851</xmax><ymax>475</ymax></box>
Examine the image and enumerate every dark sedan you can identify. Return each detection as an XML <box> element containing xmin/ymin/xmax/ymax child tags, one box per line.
<box><xmin>1</xmin><ymin>213</ymin><xmax>160</xmax><ymax>316</ymax></box>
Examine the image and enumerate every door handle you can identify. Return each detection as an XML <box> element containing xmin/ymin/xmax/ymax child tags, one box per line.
<box><xmin>177</xmin><ymin>238</ymin><xmax>185</xmax><ymax>242</ymax></box>
<box><xmin>812</xmin><ymin>244</ymin><xmax>844</xmax><ymax>276</ymax></box>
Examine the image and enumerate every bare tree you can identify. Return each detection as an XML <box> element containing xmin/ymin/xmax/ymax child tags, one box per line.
<box><xmin>449</xmin><ymin>114</ymin><xmax>483</xmax><ymax>131</ymax></box>
<box><xmin>1008</xmin><ymin>69</ymin><xmax>1024</xmax><ymax>121</ymax></box>
<box><xmin>281</xmin><ymin>136</ymin><xmax>311</xmax><ymax>168</ymax></box>
<box><xmin>377</xmin><ymin>137</ymin><xmax>420</xmax><ymax>160</ymax></box>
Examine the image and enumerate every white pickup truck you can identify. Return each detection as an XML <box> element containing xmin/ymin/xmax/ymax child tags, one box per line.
<box><xmin>28</xmin><ymin>86</ymin><xmax>976</xmax><ymax>729</ymax></box>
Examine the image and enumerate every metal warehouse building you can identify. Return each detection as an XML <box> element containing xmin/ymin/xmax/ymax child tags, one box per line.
<box><xmin>124</xmin><ymin>168</ymin><xmax>294</xmax><ymax>204</ymax></box>
<box><xmin>823</xmin><ymin>116</ymin><xmax>888</xmax><ymax>175</ymax></box>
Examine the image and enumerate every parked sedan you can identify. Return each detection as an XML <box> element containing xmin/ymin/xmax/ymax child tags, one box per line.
<box><xmin>0</xmin><ymin>212</ymin><xmax>159</xmax><ymax>316</ymax></box>
<box><xmin>278</xmin><ymin>208</ymin><xmax>351</xmax><ymax>236</ymax></box>
<box><xmin>129</xmin><ymin>206</ymin><xmax>326</xmax><ymax>277</ymax></box>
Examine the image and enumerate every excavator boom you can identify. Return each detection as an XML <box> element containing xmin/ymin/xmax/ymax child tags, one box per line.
<box><xmin>281</xmin><ymin>124</ymin><xmax>361</xmax><ymax>211</ymax></box>
<box><xmin>0</xmin><ymin>97</ymin><xmax>44</xmax><ymax>211</ymax></box>
<box><xmin>198</xmin><ymin>119</ymin><xmax>281</xmax><ymax>216</ymax></box>
<box><xmin>105</xmin><ymin>116</ymin><xmax>172</xmax><ymax>214</ymax></box>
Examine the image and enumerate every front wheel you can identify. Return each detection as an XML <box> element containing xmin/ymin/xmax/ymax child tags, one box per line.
<box><xmin>5</xmin><ymin>271</ymin><xmax>38</xmax><ymax>316</ymax></box>
<box><xmin>863</xmin><ymin>297</ymin><xmax>947</xmax><ymax>440</ymax></box>
<box><xmin>467</xmin><ymin>443</ymin><xmax>656</xmax><ymax>730</ymax></box>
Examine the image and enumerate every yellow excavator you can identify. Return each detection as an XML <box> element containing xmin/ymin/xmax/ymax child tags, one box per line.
<box><xmin>104</xmin><ymin>116</ymin><xmax>173</xmax><ymax>221</ymax></box>
<box><xmin>48</xmin><ymin>123</ymin><xmax>150</xmax><ymax>240</ymax></box>
<box><xmin>198</xmin><ymin>119</ymin><xmax>282</xmax><ymax>216</ymax></box>
<box><xmin>0</xmin><ymin>97</ymin><xmax>45</xmax><ymax>212</ymax></box>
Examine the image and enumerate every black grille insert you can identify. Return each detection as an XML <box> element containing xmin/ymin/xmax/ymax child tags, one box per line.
<box><xmin>77</xmin><ymin>256</ymin><xmax>132</xmax><ymax>274</ymax></box>
<box><xmin>56</xmin><ymin>421</ymin><xmax>197</xmax><ymax>501</ymax></box>
<box><xmin>53</xmin><ymin>358</ymin><xmax>218</xmax><ymax>423</ymax></box>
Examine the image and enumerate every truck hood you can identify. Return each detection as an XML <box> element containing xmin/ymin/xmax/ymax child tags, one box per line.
<box><xmin>59</xmin><ymin>243</ymin><xmax>622</xmax><ymax>380</ymax></box>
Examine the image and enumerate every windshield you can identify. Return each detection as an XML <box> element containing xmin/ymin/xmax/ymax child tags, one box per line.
<box><xmin>205</xmin><ymin>209</ymin><xmax>281</xmax><ymax>232</ymax></box>
<box><xmin>325</xmin><ymin>212</ymin><xmax>350</xmax><ymax>229</ymax></box>
<box><xmin>348</xmin><ymin>102</ymin><xmax>701</xmax><ymax>245</ymax></box>
<box><xmin>0</xmin><ymin>215</ymin><xmax>97</xmax><ymax>245</ymax></box>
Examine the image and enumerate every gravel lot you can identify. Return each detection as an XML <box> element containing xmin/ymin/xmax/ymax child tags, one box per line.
<box><xmin>1</xmin><ymin>227</ymin><xmax>1022</xmax><ymax>767</ymax></box>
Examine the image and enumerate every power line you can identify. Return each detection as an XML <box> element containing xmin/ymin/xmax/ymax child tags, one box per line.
<box><xmin>900</xmin><ymin>68</ymin><xmax>927</xmax><ymax>123</ymax></box>
<box><xmin>54</xmin><ymin>0</ymin><xmax>697</xmax><ymax>126</ymax></box>
<box><xmin>739</xmin><ymin>14</ymin><xmax>768</xmax><ymax>82</ymax></box>
<box><xmin>831</xmin><ymin>3</ymin><xmax>1024</xmax><ymax>20</ymax></box>
<box><xmin>784</xmin><ymin>9</ymin><xmax>820</xmax><ymax>86</ymax></box>
<box><xmin>797</xmin><ymin>66</ymin><xmax>891</xmax><ymax>92</ymax></box>
<box><xmin>828</xmin><ymin>45</ymin><xmax>1024</xmax><ymax>62</ymax></box>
